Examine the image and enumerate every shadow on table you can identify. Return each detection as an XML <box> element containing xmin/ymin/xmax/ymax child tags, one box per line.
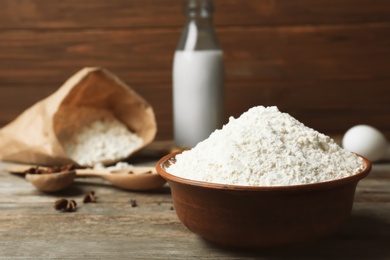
<box><xmin>199</xmin><ymin>214</ymin><xmax>390</xmax><ymax>259</ymax></box>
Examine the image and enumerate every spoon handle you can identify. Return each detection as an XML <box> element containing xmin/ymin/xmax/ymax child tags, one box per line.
<box><xmin>75</xmin><ymin>169</ymin><xmax>109</xmax><ymax>178</ymax></box>
<box><xmin>75</xmin><ymin>166</ymin><xmax>157</xmax><ymax>178</ymax></box>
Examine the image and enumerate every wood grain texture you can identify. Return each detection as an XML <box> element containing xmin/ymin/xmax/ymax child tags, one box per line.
<box><xmin>0</xmin><ymin>158</ymin><xmax>389</xmax><ymax>259</ymax></box>
<box><xmin>0</xmin><ymin>24</ymin><xmax>389</xmax><ymax>84</ymax></box>
<box><xmin>0</xmin><ymin>0</ymin><xmax>389</xmax><ymax>140</ymax></box>
<box><xmin>0</xmin><ymin>0</ymin><xmax>389</xmax><ymax>29</ymax></box>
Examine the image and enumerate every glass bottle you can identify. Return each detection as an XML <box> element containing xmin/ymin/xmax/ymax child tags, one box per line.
<box><xmin>173</xmin><ymin>0</ymin><xmax>224</xmax><ymax>148</ymax></box>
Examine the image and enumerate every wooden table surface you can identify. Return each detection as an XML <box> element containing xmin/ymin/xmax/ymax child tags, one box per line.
<box><xmin>0</xmin><ymin>147</ymin><xmax>389</xmax><ymax>259</ymax></box>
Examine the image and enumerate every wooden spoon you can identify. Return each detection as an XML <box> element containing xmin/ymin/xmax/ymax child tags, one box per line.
<box><xmin>75</xmin><ymin>167</ymin><xmax>166</xmax><ymax>191</ymax></box>
<box><xmin>6</xmin><ymin>166</ymin><xmax>166</xmax><ymax>192</ymax></box>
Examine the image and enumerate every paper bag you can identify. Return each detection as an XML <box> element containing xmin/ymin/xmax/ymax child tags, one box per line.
<box><xmin>0</xmin><ymin>67</ymin><xmax>157</xmax><ymax>166</ymax></box>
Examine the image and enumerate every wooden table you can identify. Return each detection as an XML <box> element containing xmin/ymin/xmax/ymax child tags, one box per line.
<box><xmin>0</xmin><ymin>149</ymin><xmax>389</xmax><ymax>259</ymax></box>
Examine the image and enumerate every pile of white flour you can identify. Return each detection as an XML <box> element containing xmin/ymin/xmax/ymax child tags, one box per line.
<box><xmin>64</xmin><ymin>117</ymin><xmax>143</xmax><ymax>167</ymax></box>
<box><xmin>167</xmin><ymin>106</ymin><xmax>364</xmax><ymax>186</ymax></box>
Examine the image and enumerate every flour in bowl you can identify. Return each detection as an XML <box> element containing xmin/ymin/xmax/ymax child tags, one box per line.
<box><xmin>167</xmin><ymin>106</ymin><xmax>364</xmax><ymax>186</ymax></box>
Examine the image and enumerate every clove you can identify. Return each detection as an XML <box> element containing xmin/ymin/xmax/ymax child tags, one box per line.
<box><xmin>83</xmin><ymin>191</ymin><xmax>96</xmax><ymax>203</ymax></box>
<box><xmin>54</xmin><ymin>198</ymin><xmax>77</xmax><ymax>212</ymax></box>
<box><xmin>54</xmin><ymin>198</ymin><xmax>68</xmax><ymax>210</ymax></box>
<box><xmin>130</xmin><ymin>199</ymin><xmax>137</xmax><ymax>207</ymax></box>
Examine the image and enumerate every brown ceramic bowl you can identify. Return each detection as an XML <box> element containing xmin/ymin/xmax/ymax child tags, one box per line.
<box><xmin>156</xmin><ymin>151</ymin><xmax>371</xmax><ymax>249</ymax></box>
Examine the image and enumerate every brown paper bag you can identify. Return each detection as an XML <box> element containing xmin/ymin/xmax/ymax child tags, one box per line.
<box><xmin>0</xmin><ymin>67</ymin><xmax>157</xmax><ymax>166</ymax></box>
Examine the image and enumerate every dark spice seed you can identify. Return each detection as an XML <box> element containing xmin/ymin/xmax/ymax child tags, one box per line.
<box><xmin>54</xmin><ymin>198</ymin><xmax>68</xmax><ymax>210</ymax></box>
<box><xmin>54</xmin><ymin>198</ymin><xmax>77</xmax><ymax>212</ymax></box>
<box><xmin>130</xmin><ymin>199</ymin><xmax>137</xmax><ymax>207</ymax></box>
<box><xmin>83</xmin><ymin>191</ymin><xmax>96</xmax><ymax>203</ymax></box>
<box><xmin>65</xmin><ymin>200</ymin><xmax>77</xmax><ymax>212</ymax></box>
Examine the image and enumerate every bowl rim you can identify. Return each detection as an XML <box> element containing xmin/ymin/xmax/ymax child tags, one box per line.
<box><xmin>156</xmin><ymin>151</ymin><xmax>372</xmax><ymax>192</ymax></box>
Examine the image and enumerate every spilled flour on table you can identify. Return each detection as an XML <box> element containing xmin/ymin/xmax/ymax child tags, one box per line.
<box><xmin>167</xmin><ymin>106</ymin><xmax>364</xmax><ymax>186</ymax></box>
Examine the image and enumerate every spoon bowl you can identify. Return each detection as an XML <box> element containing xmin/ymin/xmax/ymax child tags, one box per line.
<box><xmin>25</xmin><ymin>171</ymin><xmax>76</xmax><ymax>192</ymax></box>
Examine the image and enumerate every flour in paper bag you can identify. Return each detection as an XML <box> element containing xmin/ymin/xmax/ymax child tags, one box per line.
<box><xmin>64</xmin><ymin>115</ymin><xmax>143</xmax><ymax>167</ymax></box>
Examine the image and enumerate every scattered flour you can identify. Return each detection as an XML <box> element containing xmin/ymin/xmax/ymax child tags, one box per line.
<box><xmin>64</xmin><ymin>117</ymin><xmax>143</xmax><ymax>167</ymax></box>
<box><xmin>93</xmin><ymin>161</ymin><xmax>134</xmax><ymax>171</ymax></box>
<box><xmin>167</xmin><ymin>106</ymin><xmax>364</xmax><ymax>186</ymax></box>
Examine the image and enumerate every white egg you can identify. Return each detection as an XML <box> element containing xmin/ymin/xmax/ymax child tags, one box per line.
<box><xmin>342</xmin><ymin>125</ymin><xmax>388</xmax><ymax>162</ymax></box>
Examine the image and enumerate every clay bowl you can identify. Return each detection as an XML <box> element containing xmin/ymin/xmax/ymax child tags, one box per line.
<box><xmin>156</xmin><ymin>151</ymin><xmax>371</xmax><ymax>249</ymax></box>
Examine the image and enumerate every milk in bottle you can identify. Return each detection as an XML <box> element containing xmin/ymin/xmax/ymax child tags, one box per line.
<box><xmin>173</xmin><ymin>0</ymin><xmax>224</xmax><ymax>148</ymax></box>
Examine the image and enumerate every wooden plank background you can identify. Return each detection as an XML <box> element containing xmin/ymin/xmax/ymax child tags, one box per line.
<box><xmin>0</xmin><ymin>0</ymin><xmax>389</xmax><ymax>140</ymax></box>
